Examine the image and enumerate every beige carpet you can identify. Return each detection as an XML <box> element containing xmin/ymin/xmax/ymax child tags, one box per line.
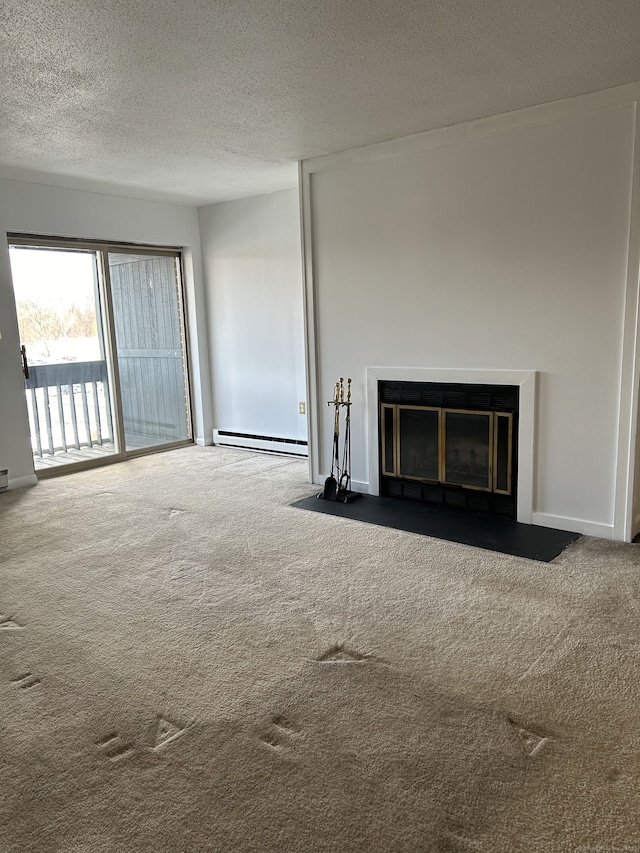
<box><xmin>1</xmin><ymin>445</ymin><xmax>639</xmax><ymax>853</ymax></box>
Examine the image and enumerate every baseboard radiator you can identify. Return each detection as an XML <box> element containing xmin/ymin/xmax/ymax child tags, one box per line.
<box><xmin>213</xmin><ymin>429</ymin><xmax>308</xmax><ymax>458</ymax></box>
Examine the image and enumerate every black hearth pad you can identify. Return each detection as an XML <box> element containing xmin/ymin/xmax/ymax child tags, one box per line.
<box><xmin>292</xmin><ymin>494</ymin><xmax>580</xmax><ymax>562</ymax></box>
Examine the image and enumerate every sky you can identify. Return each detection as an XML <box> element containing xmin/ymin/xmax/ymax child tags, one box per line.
<box><xmin>8</xmin><ymin>247</ymin><xmax>98</xmax><ymax>307</ymax></box>
<box><xmin>8</xmin><ymin>247</ymin><xmax>100</xmax><ymax>363</ymax></box>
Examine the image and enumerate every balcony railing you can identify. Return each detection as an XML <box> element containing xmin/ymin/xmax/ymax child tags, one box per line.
<box><xmin>25</xmin><ymin>361</ymin><xmax>113</xmax><ymax>458</ymax></box>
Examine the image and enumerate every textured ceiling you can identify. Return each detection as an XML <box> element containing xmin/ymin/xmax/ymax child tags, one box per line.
<box><xmin>1</xmin><ymin>0</ymin><xmax>639</xmax><ymax>206</ymax></box>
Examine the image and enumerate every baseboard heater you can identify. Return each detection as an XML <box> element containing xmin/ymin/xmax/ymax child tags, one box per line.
<box><xmin>213</xmin><ymin>429</ymin><xmax>308</xmax><ymax>458</ymax></box>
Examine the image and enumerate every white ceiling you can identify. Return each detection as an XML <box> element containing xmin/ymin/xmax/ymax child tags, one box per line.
<box><xmin>1</xmin><ymin>0</ymin><xmax>639</xmax><ymax>207</ymax></box>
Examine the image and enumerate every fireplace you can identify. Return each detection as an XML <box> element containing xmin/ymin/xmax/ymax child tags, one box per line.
<box><xmin>378</xmin><ymin>380</ymin><xmax>519</xmax><ymax>518</ymax></box>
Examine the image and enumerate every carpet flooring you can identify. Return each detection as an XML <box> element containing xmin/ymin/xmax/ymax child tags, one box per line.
<box><xmin>1</xmin><ymin>445</ymin><xmax>640</xmax><ymax>853</ymax></box>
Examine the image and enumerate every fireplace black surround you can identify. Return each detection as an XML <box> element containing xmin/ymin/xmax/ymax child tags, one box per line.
<box><xmin>379</xmin><ymin>380</ymin><xmax>519</xmax><ymax>518</ymax></box>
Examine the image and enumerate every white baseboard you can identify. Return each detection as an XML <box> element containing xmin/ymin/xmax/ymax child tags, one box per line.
<box><xmin>531</xmin><ymin>512</ymin><xmax>615</xmax><ymax>540</ymax></box>
<box><xmin>307</xmin><ymin>481</ymin><xmax>615</xmax><ymax>540</ymax></box>
<box><xmin>306</xmin><ymin>488</ymin><xmax>614</xmax><ymax>540</ymax></box>
<box><xmin>8</xmin><ymin>474</ymin><xmax>38</xmax><ymax>490</ymax></box>
<box><xmin>213</xmin><ymin>429</ymin><xmax>308</xmax><ymax>458</ymax></box>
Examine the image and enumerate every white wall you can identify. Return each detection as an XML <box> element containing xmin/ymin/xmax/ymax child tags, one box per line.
<box><xmin>0</xmin><ymin>178</ymin><xmax>213</xmax><ymax>487</ymax></box>
<box><xmin>303</xmin><ymin>99</ymin><xmax>638</xmax><ymax>538</ymax></box>
<box><xmin>198</xmin><ymin>189</ymin><xmax>307</xmax><ymax>443</ymax></box>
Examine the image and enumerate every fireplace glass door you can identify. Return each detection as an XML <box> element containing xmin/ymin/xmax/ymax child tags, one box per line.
<box><xmin>381</xmin><ymin>404</ymin><xmax>513</xmax><ymax>495</ymax></box>
<box><xmin>398</xmin><ymin>407</ymin><xmax>439</xmax><ymax>481</ymax></box>
<box><xmin>442</xmin><ymin>410</ymin><xmax>492</xmax><ymax>490</ymax></box>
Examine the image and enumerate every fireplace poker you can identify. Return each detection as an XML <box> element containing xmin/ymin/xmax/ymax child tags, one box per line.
<box><xmin>339</xmin><ymin>378</ymin><xmax>352</xmax><ymax>495</ymax></box>
<box><xmin>321</xmin><ymin>380</ymin><xmax>341</xmax><ymax>500</ymax></box>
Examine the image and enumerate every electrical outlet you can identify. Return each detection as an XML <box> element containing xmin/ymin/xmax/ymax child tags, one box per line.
<box><xmin>299</xmin><ymin>402</ymin><xmax>306</xmax><ymax>415</ymax></box>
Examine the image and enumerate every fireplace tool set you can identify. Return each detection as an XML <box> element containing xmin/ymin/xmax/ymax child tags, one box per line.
<box><xmin>319</xmin><ymin>377</ymin><xmax>361</xmax><ymax>503</ymax></box>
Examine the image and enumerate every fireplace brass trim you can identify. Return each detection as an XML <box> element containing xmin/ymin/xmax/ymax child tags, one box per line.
<box><xmin>380</xmin><ymin>404</ymin><xmax>397</xmax><ymax>477</ymax></box>
<box><xmin>441</xmin><ymin>408</ymin><xmax>494</xmax><ymax>492</ymax></box>
<box><xmin>493</xmin><ymin>412</ymin><xmax>513</xmax><ymax>495</ymax></box>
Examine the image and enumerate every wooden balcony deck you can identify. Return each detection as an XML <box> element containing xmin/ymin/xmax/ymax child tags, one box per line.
<box><xmin>34</xmin><ymin>442</ymin><xmax>117</xmax><ymax>470</ymax></box>
<box><xmin>26</xmin><ymin>360</ymin><xmax>114</xmax><ymax>472</ymax></box>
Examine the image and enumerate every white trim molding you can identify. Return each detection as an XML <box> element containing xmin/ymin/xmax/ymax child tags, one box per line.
<box><xmin>8</xmin><ymin>474</ymin><xmax>38</xmax><ymax>490</ymax></box>
<box><xmin>298</xmin><ymin>161</ymin><xmax>319</xmax><ymax>486</ymax></box>
<box><xmin>366</xmin><ymin>367</ymin><xmax>537</xmax><ymax>525</ymax></box>
<box><xmin>531</xmin><ymin>512</ymin><xmax>615</xmax><ymax>540</ymax></box>
<box><xmin>616</xmin><ymin>100</ymin><xmax>640</xmax><ymax>541</ymax></box>
<box><xmin>302</xmin><ymin>82</ymin><xmax>640</xmax><ymax>179</ymax></box>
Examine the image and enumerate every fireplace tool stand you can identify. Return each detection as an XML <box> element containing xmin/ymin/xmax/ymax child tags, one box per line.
<box><xmin>318</xmin><ymin>377</ymin><xmax>361</xmax><ymax>504</ymax></box>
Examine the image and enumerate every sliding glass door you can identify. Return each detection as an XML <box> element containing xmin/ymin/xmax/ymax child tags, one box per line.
<box><xmin>9</xmin><ymin>245</ymin><xmax>117</xmax><ymax>471</ymax></box>
<box><xmin>108</xmin><ymin>252</ymin><xmax>191</xmax><ymax>451</ymax></box>
<box><xmin>8</xmin><ymin>237</ymin><xmax>192</xmax><ymax>475</ymax></box>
